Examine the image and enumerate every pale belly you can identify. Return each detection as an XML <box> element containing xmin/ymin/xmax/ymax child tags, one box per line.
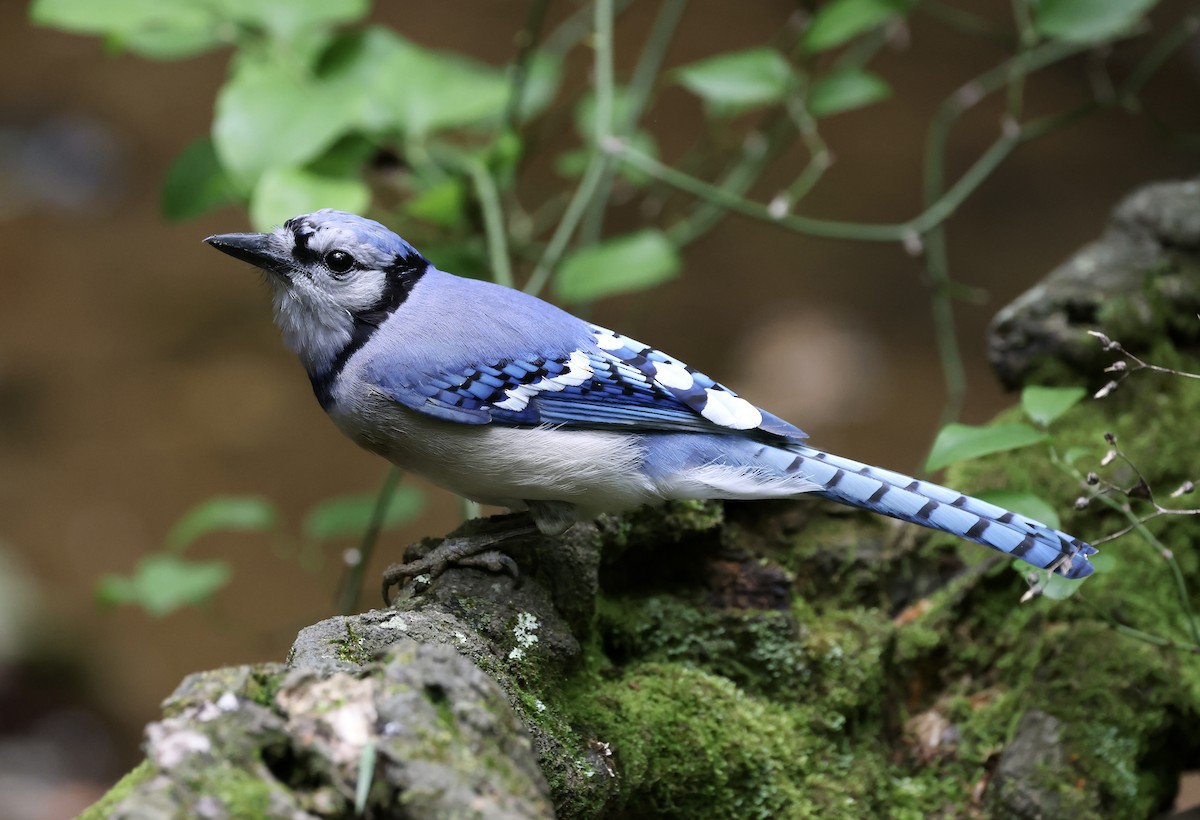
<box><xmin>329</xmin><ymin>392</ymin><xmax>659</xmax><ymax>517</ymax></box>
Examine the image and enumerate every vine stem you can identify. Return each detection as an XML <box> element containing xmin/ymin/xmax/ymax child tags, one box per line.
<box><xmin>1107</xmin><ymin>496</ymin><xmax>1200</xmax><ymax>647</ymax></box>
<box><xmin>337</xmin><ymin>467</ymin><xmax>402</xmax><ymax>615</ymax></box>
<box><xmin>523</xmin><ymin>0</ymin><xmax>616</xmax><ymax>297</ymax></box>
<box><xmin>580</xmin><ymin>0</ymin><xmax>687</xmax><ymax>244</ymax></box>
<box><xmin>525</xmin><ymin>0</ymin><xmax>619</xmax><ymax>296</ymax></box>
<box><xmin>500</xmin><ymin>0</ymin><xmax>551</xmax><ymax>134</ymax></box>
<box><xmin>1053</xmin><ymin>448</ymin><xmax>1200</xmax><ymax>648</ymax></box>
<box><xmin>610</xmin><ymin>126</ymin><xmax>1019</xmax><ymax>242</ymax></box>
<box><xmin>466</xmin><ymin>160</ymin><xmax>514</xmax><ymax>287</ymax></box>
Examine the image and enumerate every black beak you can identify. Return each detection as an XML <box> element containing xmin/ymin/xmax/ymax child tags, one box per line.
<box><xmin>204</xmin><ymin>232</ymin><xmax>290</xmax><ymax>275</ymax></box>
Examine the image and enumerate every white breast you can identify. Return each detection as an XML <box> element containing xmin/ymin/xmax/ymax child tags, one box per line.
<box><xmin>329</xmin><ymin>382</ymin><xmax>658</xmax><ymax>518</ymax></box>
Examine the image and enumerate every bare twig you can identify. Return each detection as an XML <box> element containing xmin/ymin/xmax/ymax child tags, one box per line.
<box><xmin>1090</xmin><ymin>331</ymin><xmax>1200</xmax><ymax>399</ymax></box>
<box><xmin>1062</xmin><ymin>434</ymin><xmax>1200</xmax><ymax>646</ymax></box>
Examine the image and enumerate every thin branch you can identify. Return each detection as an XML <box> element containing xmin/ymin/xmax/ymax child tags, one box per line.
<box><xmin>1088</xmin><ymin>598</ymin><xmax>1200</xmax><ymax>653</ymax></box>
<box><xmin>611</xmin><ymin>124</ymin><xmax>1020</xmax><ymax>242</ymax></box>
<box><xmin>1110</xmin><ymin>497</ymin><xmax>1200</xmax><ymax>646</ymax></box>
<box><xmin>337</xmin><ymin>467</ymin><xmax>402</xmax><ymax>615</ymax></box>
<box><xmin>664</xmin><ymin>115</ymin><xmax>795</xmax><ymax>246</ymax></box>
<box><xmin>541</xmin><ymin>0</ymin><xmax>632</xmax><ymax>57</ymax></box>
<box><xmin>524</xmin><ymin>0</ymin><xmax>616</xmax><ymax>297</ymax></box>
<box><xmin>916</xmin><ymin>1</ymin><xmax>1009</xmax><ymax>42</ymax></box>
<box><xmin>501</xmin><ymin>0</ymin><xmax>552</xmax><ymax>134</ymax></box>
<box><xmin>1119</xmin><ymin>14</ymin><xmax>1200</xmax><ymax>102</ymax></box>
<box><xmin>775</xmin><ymin>94</ymin><xmax>832</xmax><ymax>207</ymax></box>
<box><xmin>466</xmin><ymin>160</ymin><xmax>514</xmax><ymax>287</ymax></box>
<box><xmin>1091</xmin><ymin>331</ymin><xmax>1200</xmax><ymax>398</ymax></box>
<box><xmin>1058</xmin><ymin>440</ymin><xmax>1200</xmax><ymax>646</ymax></box>
<box><xmin>580</xmin><ymin>0</ymin><xmax>687</xmax><ymax>244</ymax></box>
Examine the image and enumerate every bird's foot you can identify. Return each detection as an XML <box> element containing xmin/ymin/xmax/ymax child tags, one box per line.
<box><xmin>382</xmin><ymin>515</ymin><xmax>539</xmax><ymax>605</ymax></box>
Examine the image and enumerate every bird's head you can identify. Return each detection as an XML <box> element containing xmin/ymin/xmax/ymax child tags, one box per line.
<box><xmin>205</xmin><ymin>209</ymin><xmax>428</xmax><ymax>377</ymax></box>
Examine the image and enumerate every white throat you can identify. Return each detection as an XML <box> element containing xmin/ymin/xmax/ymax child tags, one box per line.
<box><xmin>271</xmin><ymin>285</ymin><xmax>354</xmax><ymax>376</ymax></box>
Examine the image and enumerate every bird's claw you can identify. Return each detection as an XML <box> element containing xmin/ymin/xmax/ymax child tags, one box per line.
<box><xmin>382</xmin><ymin>535</ymin><xmax>524</xmax><ymax>605</ymax></box>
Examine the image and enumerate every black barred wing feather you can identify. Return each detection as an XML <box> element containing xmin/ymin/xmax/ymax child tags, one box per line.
<box><xmin>368</xmin><ymin>324</ymin><xmax>807</xmax><ymax>442</ymax></box>
<box><xmin>588</xmin><ymin>324</ymin><xmax>806</xmax><ymax>441</ymax></box>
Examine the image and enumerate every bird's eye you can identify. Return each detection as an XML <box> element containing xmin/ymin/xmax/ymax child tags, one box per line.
<box><xmin>324</xmin><ymin>250</ymin><xmax>356</xmax><ymax>274</ymax></box>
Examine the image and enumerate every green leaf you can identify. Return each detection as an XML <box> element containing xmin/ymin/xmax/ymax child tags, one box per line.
<box><xmin>976</xmin><ymin>490</ymin><xmax>1061</xmax><ymax>530</ymax></box>
<box><xmin>1034</xmin><ymin>0</ymin><xmax>1157</xmax><ymax>44</ymax></box>
<box><xmin>30</xmin><ymin>0</ymin><xmax>222</xmax><ymax>58</ymax></box>
<box><xmin>802</xmin><ymin>0</ymin><xmax>912</xmax><ymax>53</ymax></box>
<box><xmin>354</xmin><ymin>741</ymin><xmax>378</xmax><ymax>814</ymax></box>
<box><xmin>249</xmin><ymin>166</ymin><xmax>370</xmax><ymax>230</ymax></box>
<box><xmin>1061</xmin><ymin>446</ymin><xmax>1095</xmax><ymax>466</ymax></box>
<box><xmin>1039</xmin><ymin>573</ymin><xmax>1086</xmax><ymax>600</ymax></box>
<box><xmin>306</xmin><ymin>134</ymin><xmax>378</xmax><ymax>177</ymax></box>
<box><xmin>166</xmin><ymin>496</ymin><xmax>279</xmax><ymax>552</ymax></box>
<box><xmin>573</xmin><ymin>87</ymin><xmax>638</xmax><ymax>140</ymax></box>
<box><xmin>553</xmin><ymin>230</ymin><xmax>682</xmax><ymax>303</ymax></box>
<box><xmin>405</xmin><ymin>178</ymin><xmax>467</xmax><ymax>227</ymax></box>
<box><xmin>925</xmin><ymin>422</ymin><xmax>1048</xmax><ymax>472</ymax></box>
<box><xmin>1012</xmin><ymin>561</ymin><xmax>1089</xmax><ymax>600</ymax></box>
<box><xmin>32</xmin><ymin>0</ymin><xmax>367</xmax><ymax>58</ymax></box>
<box><xmin>97</xmin><ymin>554</ymin><xmax>231</xmax><ymax>617</ymax></box>
<box><xmin>808</xmin><ymin>69</ymin><xmax>891</xmax><ymax>117</ymax></box>
<box><xmin>1088</xmin><ymin>551</ymin><xmax>1116</xmax><ymax>574</ymax></box>
<box><xmin>303</xmin><ymin>486</ymin><xmax>424</xmax><ymax>541</ymax></box>
<box><xmin>514</xmin><ymin>51</ymin><xmax>563</xmax><ymax>122</ymax></box>
<box><xmin>162</xmin><ymin>137</ymin><xmax>239</xmax><ymax>221</ymax></box>
<box><xmin>213</xmin><ymin>53</ymin><xmax>363</xmax><ymax>188</ymax></box>
<box><xmin>674</xmin><ymin>48</ymin><xmax>795</xmax><ymax>114</ymax></box>
<box><xmin>555</xmin><ymin>148</ymin><xmax>588</xmax><ymax>179</ymax></box>
<box><xmin>485</xmin><ymin>129</ymin><xmax>524</xmax><ymax>179</ymax></box>
<box><xmin>319</xmin><ymin>27</ymin><xmax>509</xmax><ymax>136</ymax></box>
<box><xmin>1021</xmin><ymin>385</ymin><xmax>1086</xmax><ymax>427</ymax></box>
<box><xmin>221</xmin><ymin>0</ymin><xmax>369</xmax><ymax>43</ymax></box>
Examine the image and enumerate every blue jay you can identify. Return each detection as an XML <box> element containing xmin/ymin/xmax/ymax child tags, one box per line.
<box><xmin>205</xmin><ymin>209</ymin><xmax>1095</xmax><ymax>588</ymax></box>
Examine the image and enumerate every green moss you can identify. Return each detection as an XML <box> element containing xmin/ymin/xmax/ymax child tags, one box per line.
<box><xmin>598</xmin><ymin>499</ymin><xmax>725</xmax><ymax>565</ymax></box>
<box><xmin>1097</xmin><ymin>260</ymin><xmax>1200</xmax><ymax>350</ymax></box>
<box><xmin>542</xmin><ymin>585</ymin><xmax>924</xmax><ymax>817</ymax></box>
<box><xmin>772</xmin><ymin>508</ymin><xmax>896</xmax><ymax>605</ymax></box>
<box><xmin>555</xmin><ymin>660</ymin><xmax>985</xmax><ymax>819</ymax></box>
<box><xmin>542</xmin><ymin>342</ymin><xmax>1200</xmax><ymax>817</ymax></box>
<box><xmin>793</xmin><ymin>601</ymin><xmax>891</xmax><ymax>723</ymax></box>
<box><xmin>593</xmin><ymin>592</ymin><xmax>893</xmax><ymax>719</ymax></box>
<box><xmin>244</xmin><ymin>667</ymin><xmax>283</xmax><ymax>708</ymax></box>
<box><xmin>596</xmin><ymin>594</ymin><xmax>806</xmax><ymax>697</ymax></box>
<box><xmin>78</xmin><ymin>760</ymin><xmax>155</xmax><ymax>819</ymax></box>
<box><xmin>890</xmin><ymin>348</ymin><xmax>1200</xmax><ymax>815</ymax></box>
<box><xmin>566</xmin><ymin>663</ymin><xmax>810</xmax><ymax>818</ymax></box>
<box><xmin>330</xmin><ymin>621</ymin><xmax>370</xmax><ymax>665</ymax></box>
<box><xmin>203</xmin><ymin>765</ymin><xmax>281</xmax><ymax>817</ymax></box>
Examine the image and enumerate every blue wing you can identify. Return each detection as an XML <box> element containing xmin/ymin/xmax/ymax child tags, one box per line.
<box><xmin>366</xmin><ymin>324</ymin><xmax>807</xmax><ymax>442</ymax></box>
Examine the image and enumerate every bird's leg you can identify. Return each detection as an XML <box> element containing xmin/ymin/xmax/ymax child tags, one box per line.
<box><xmin>525</xmin><ymin>499</ymin><xmax>578</xmax><ymax>535</ymax></box>
<box><xmin>381</xmin><ymin>512</ymin><xmax>542</xmax><ymax>604</ymax></box>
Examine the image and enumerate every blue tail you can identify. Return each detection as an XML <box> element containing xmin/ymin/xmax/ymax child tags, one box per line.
<box><xmin>784</xmin><ymin>445</ymin><xmax>1096</xmax><ymax>579</ymax></box>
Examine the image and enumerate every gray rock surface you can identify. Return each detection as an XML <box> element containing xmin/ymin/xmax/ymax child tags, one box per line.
<box><xmin>101</xmin><ymin>638</ymin><xmax>555</xmax><ymax>819</ymax></box>
<box><xmin>987</xmin><ymin>710</ymin><xmax>1067</xmax><ymax>820</ymax></box>
<box><xmin>989</xmin><ymin>177</ymin><xmax>1200</xmax><ymax>388</ymax></box>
